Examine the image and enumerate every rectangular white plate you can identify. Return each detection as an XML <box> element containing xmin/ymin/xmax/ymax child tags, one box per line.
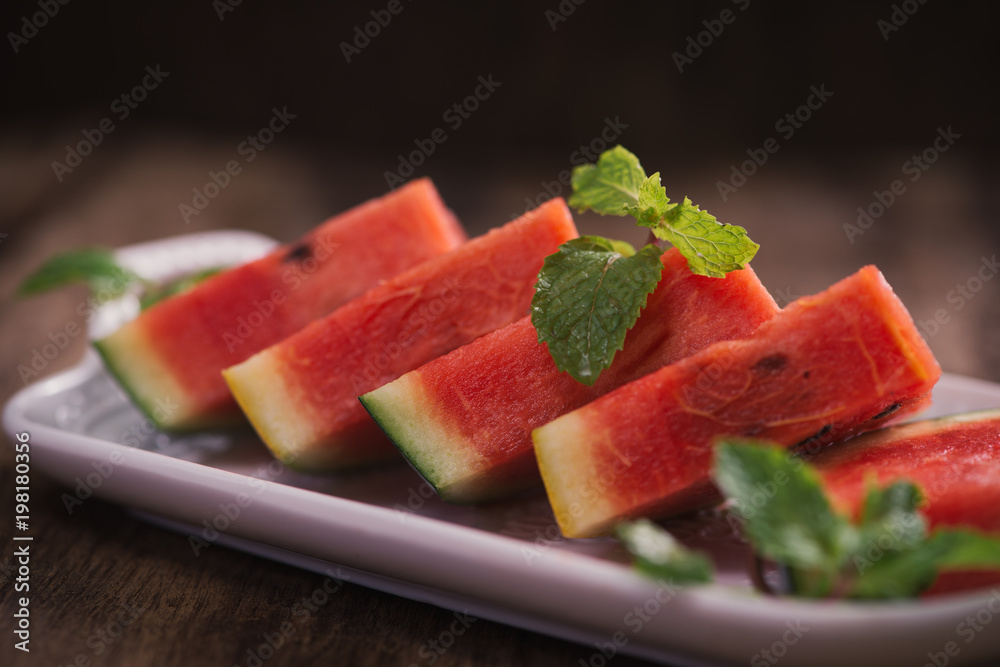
<box><xmin>7</xmin><ymin>231</ymin><xmax>1000</xmax><ymax>667</ymax></box>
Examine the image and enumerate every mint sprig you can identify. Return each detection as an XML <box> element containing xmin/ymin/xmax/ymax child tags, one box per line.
<box><xmin>714</xmin><ymin>440</ymin><xmax>1000</xmax><ymax>599</ymax></box>
<box><xmin>651</xmin><ymin>196</ymin><xmax>758</xmax><ymax>277</ymax></box>
<box><xmin>616</xmin><ymin>519</ymin><xmax>714</xmax><ymax>585</ymax></box>
<box><xmin>535</xmin><ymin>146</ymin><xmax>759</xmax><ymax>385</ymax></box>
<box><xmin>568</xmin><ymin>146</ymin><xmax>647</xmax><ymax>215</ymax></box>
<box><xmin>138</xmin><ymin>267</ymin><xmax>222</xmax><ymax>309</ymax></box>
<box><xmin>18</xmin><ymin>248</ymin><xmax>221</xmax><ymax>310</ymax></box>
<box><xmin>714</xmin><ymin>441</ymin><xmax>853</xmax><ymax>597</ymax></box>
<box><xmin>531</xmin><ymin>237</ymin><xmax>664</xmax><ymax>385</ymax></box>
<box><xmin>17</xmin><ymin>248</ymin><xmax>140</xmax><ymax>298</ymax></box>
<box><xmin>567</xmin><ymin>146</ymin><xmax>759</xmax><ymax>278</ymax></box>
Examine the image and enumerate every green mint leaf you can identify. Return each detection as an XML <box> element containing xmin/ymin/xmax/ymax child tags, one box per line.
<box><xmin>852</xmin><ymin>525</ymin><xmax>1000</xmax><ymax>599</ymax></box>
<box><xmin>626</xmin><ymin>172</ymin><xmax>671</xmax><ymax>227</ymax></box>
<box><xmin>924</xmin><ymin>528</ymin><xmax>1000</xmax><ymax>571</ymax></box>
<box><xmin>531</xmin><ymin>236</ymin><xmax>664</xmax><ymax>385</ymax></box>
<box><xmin>848</xmin><ymin>482</ymin><xmax>933</xmax><ymax>598</ymax></box>
<box><xmin>567</xmin><ymin>145</ymin><xmax>646</xmax><ymax>215</ymax></box>
<box><xmin>855</xmin><ymin>480</ymin><xmax>927</xmax><ymax>555</ymax></box>
<box><xmin>139</xmin><ymin>267</ymin><xmax>222</xmax><ymax>310</ymax></box>
<box><xmin>713</xmin><ymin>440</ymin><xmax>854</xmax><ymax>597</ymax></box>
<box><xmin>714</xmin><ymin>439</ymin><xmax>1000</xmax><ymax>599</ymax></box>
<box><xmin>541</xmin><ymin>145</ymin><xmax>762</xmax><ymax>384</ymax></box>
<box><xmin>616</xmin><ymin>519</ymin><xmax>714</xmax><ymax>585</ymax></box>
<box><xmin>849</xmin><ymin>548</ymin><xmax>939</xmax><ymax>600</ymax></box>
<box><xmin>651</xmin><ymin>198</ymin><xmax>760</xmax><ymax>278</ymax></box>
<box><xmin>566</xmin><ymin>145</ymin><xmax>759</xmax><ymax>278</ymax></box>
<box><xmin>19</xmin><ymin>247</ymin><xmax>223</xmax><ymax>312</ymax></box>
<box><xmin>17</xmin><ymin>248</ymin><xmax>140</xmax><ymax>297</ymax></box>
<box><xmin>600</xmin><ymin>238</ymin><xmax>638</xmax><ymax>257</ymax></box>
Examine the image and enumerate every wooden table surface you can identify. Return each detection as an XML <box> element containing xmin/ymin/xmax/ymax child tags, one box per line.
<box><xmin>1</xmin><ymin>137</ymin><xmax>999</xmax><ymax>667</ymax></box>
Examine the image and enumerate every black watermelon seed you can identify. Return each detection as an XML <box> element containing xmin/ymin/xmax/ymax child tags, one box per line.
<box><xmin>752</xmin><ymin>353</ymin><xmax>788</xmax><ymax>373</ymax></box>
<box><xmin>284</xmin><ymin>242</ymin><xmax>312</xmax><ymax>263</ymax></box>
<box><xmin>872</xmin><ymin>402</ymin><xmax>903</xmax><ymax>421</ymax></box>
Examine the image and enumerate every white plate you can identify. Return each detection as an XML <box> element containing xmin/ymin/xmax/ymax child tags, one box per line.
<box><xmin>6</xmin><ymin>231</ymin><xmax>1000</xmax><ymax>667</ymax></box>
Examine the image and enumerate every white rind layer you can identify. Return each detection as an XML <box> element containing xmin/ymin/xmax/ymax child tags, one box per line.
<box><xmin>533</xmin><ymin>412</ymin><xmax>615</xmax><ymax>538</ymax></box>
<box><xmin>95</xmin><ymin>321</ymin><xmax>202</xmax><ymax>429</ymax></box>
<box><xmin>223</xmin><ymin>350</ymin><xmax>316</xmax><ymax>464</ymax></box>
<box><xmin>361</xmin><ymin>372</ymin><xmax>482</xmax><ymax>500</ymax></box>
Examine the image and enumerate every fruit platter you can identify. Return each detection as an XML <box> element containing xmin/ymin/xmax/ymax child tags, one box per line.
<box><xmin>8</xmin><ymin>148</ymin><xmax>1000</xmax><ymax>666</ymax></box>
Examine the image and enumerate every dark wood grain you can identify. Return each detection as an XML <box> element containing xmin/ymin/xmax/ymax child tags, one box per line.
<box><xmin>0</xmin><ymin>455</ymin><xmax>666</xmax><ymax>667</ymax></box>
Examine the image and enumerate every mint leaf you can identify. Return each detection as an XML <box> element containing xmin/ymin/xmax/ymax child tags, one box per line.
<box><xmin>626</xmin><ymin>172</ymin><xmax>671</xmax><ymax>227</ymax></box>
<box><xmin>19</xmin><ymin>247</ymin><xmax>222</xmax><ymax>312</ymax></box>
<box><xmin>566</xmin><ymin>145</ymin><xmax>759</xmax><ymax>278</ymax></box>
<box><xmin>925</xmin><ymin>529</ymin><xmax>1000</xmax><ymax>570</ymax></box>
<box><xmin>139</xmin><ymin>267</ymin><xmax>222</xmax><ymax>310</ymax></box>
<box><xmin>567</xmin><ymin>145</ymin><xmax>646</xmax><ymax>215</ymax></box>
<box><xmin>600</xmin><ymin>237</ymin><xmax>640</xmax><ymax>257</ymax></box>
<box><xmin>714</xmin><ymin>439</ymin><xmax>1000</xmax><ymax>599</ymax></box>
<box><xmin>852</xmin><ymin>527</ymin><xmax>1000</xmax><ymax>599</ymax></box>
<box><xmin>848</xmin><ymin>481</ymin><xmax>934</xmax><ymax>598</ymax></box>
<box><xmin>849</xmin><ymin>549</ymin><xmax>939</xmax><ymax>599</ymax></box>
<box><xmin>616</xmin><ymin>519</ymin><xmax>714</xmax><ymax>585</ymax></box>
<box><xmin>17</xmin><ymin>248</ymin><xmax>140</xmax><ymax>297</ymax></box>
<box><xmin>652</xmin><ymin>198</ymin><xmax>759</xmax><ymax>278</ymax></box>
<box><xmin>536</xmin><ymin>145</ymin><xmax>761</xmax><ymax>385</ymax></box>
<box><xmin>713</xmin><ymin>440</ymin><xmax>852</xmax><ymax>596</ymax></box>
<box><xmin>531</xmin><ymin>237</ymin><xmax>664</xmax><ymax>385</ymax></box>
<box><xmin>856</xmin><ymin>481</ymin><xmax>926</xmax><ymax>555</ymax></box>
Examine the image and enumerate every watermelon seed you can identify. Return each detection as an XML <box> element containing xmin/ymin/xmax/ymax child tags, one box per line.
<box><xmin>283</xmin><ymin>242</ymin><xmax>312</xmax><ymax>263</ymax></box>
<box><xmin>871</xmin><ymin>402</ymin><xmax>903</xmax><ymax>421</ymax></box>
<box><xmin>793</xmin><ymin>424</ymin><xmax>833</xmax><ymax>452</ymax></box>
<box><xmin>752</xmin><ymin>353</ymin><xmax>788</xmax><ymax>374</ymax></box>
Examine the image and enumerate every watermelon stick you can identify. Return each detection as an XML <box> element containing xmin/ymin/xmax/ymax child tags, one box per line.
<box><xmin>533</xmin><ymin>264</ymin><xmax>939</xmax><ymax>538</ymax></box>
<box><xmin>27</xmin><ymin>180</ymin><xmax>467</xmax><ymax>430</ymax></box>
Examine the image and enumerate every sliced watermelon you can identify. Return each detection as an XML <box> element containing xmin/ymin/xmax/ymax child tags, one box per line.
<box><xmin>811</xmin><ymin>410</ymin><xmax>1000</xmax><ymax>595</ymax></box>
<box><xmin>814</xmin><ymin>409</ymin><xmax>1000</xmax><ymax>530</ymax></box>
<box><xmin>223</xmin><ymin>198</ymin><xmax>579</xmax><ymax>470</ymax></box>
<box><xmin>94</xmin><ymin>179</ymin><xmax>465</xmax><ymax>430</ymax></box>
<box><xmin>534</xmin><ymin>266</ymin><xmax>942</xmax><ymax>538</ymax></box>
<box><xmin>360</xmin><ymin>248</ymin><xmax>779</xmax><ymax>503</ymax></box>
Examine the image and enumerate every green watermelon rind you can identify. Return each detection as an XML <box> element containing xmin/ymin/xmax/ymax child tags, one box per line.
<box><xmin>361</xmin><ymin>376</ymin><xmax>543</xmax><ymax>504</ymax></box>
<box><xmin>94</xmin><ymin>329</ymin><xmax>240</xmax><ymax>432</ymax></box>
<box><xmin>93</xmin><ymin>336</ymin><xmax>163</xmax><ymax>426</ymax></box>
<box><xmin>359</xmin><ymin>375</ymin><xmax>465</xmax><ymax>500</ymax></box>
<box><xmin>360</xmin><ymin>382</ymin><xmax>438</xmax><ymax>484</ymax></box>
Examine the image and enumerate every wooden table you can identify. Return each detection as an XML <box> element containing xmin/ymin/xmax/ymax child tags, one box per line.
<box><xmin>1</xmin><ymin>139</ymin><xmax>998</xmax><ymax>667</ymax></box>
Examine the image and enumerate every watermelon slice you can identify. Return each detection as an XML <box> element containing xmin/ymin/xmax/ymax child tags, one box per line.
<box><xmin>223</xmin><ymin>198</ymin><xmax>579</xmax><ymax>470</ymax></box>
<box><xmin>360</xmin><ymin>248</ymin><xmax>779</xmax><ymax>503</ymax></box>
<box><xmin>813</xmin><ymin>409</ymin><xmax>1000</xmax><ymax>531</ymax></box>
<box><xmin>94</xmin><ymin>179</ymin><xmax>465</xmax><ymax>430</ymax></box>
<box><xmin>534</xmin><ymin>265</ymin><xmax>942</xmax><ymax>538</ymax></box>
<box><xmin>812</xmin><ymin>410</ymin><xmax>1000</xmax><ymax>595</ymax></box>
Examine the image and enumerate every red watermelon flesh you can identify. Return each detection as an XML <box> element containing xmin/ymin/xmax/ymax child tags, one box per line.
<box><xmin>360</xmin><ymin>248</ymin><xmax>778</xmax><ymax>503</ymax></box>
<box><xmin>223</xmin><ymin>198</ymin><xmax>579</xmax><ymax>470</ymax></box>
<box><xmin>534</xmin><ymin>265</ymin><xmax>941</xmax><ymax>538</ymax></box>
<box><xmin>811</xmin><ymin>410</ymin><xmax>1000</xmax><ymax>595</ymax></box>
<box><xmin>95</xmin><ymin>179</ymin><xmax>465</xmax><ymax>429</ymax></box>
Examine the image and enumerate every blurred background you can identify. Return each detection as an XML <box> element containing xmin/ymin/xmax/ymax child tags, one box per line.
<box><xmin>2</xmin><ymin>2</ymin><xmax>1000</xmax><ymax>665</ymax></box>
<box><xmin>2</xmin><ymin>0</ymin><xmax>1000</xmax><ymax>387</ymax></box>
